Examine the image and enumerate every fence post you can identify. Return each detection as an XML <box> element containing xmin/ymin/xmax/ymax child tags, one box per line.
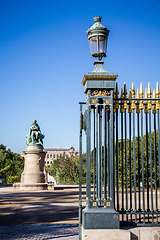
<box><xmin>81</xmin><ymin>62</ymin><xmax>120</xmax><ymax>231</ymax></box>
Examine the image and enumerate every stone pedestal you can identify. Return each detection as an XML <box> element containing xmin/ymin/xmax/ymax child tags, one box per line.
<box><xmin>14</xmin><ymin>145</ymin><xmax>48</xmax><ymax>190</ymax></box>
<box><xmin>82</xmin><ymin>207</ymin><xmax>120</xmax><ymax>229</ymax></box>
<box><xmin>82</xmin><ymin>207</ymin><xmax>120</xmax><ymax>240</ymax></box>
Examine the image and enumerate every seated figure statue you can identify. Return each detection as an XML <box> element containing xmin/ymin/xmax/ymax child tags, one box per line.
<box><xmin>26</xmin><ymin>120</ymin><xmax>45</xmax><ymax>146</ymax></box>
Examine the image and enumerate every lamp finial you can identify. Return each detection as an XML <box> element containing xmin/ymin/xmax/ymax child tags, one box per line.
<box><xmin>93</xmin><ymin>16</ymin><xmax>102</xmax><ymax>23</ymax></box>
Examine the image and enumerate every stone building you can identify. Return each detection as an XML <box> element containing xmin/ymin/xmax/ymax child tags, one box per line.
<box><xmin>44</xmin><ymin>147</ymin><xmax>78</xmax><ymax>166</ymax></box>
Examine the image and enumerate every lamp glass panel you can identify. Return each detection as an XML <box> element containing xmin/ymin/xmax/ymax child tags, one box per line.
<box><xmin>98</xmin><ymin>35</ymin><xmax>107</xmax><ymax>54</ymax></box>
<box><xmin>89</xmin><ymin>36</ymin><xmax>97</xmax><ymax>55</ymax></box>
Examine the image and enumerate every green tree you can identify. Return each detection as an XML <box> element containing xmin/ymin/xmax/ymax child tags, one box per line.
<box><xmin>116</xmin><ymin>129</ymin><xmax>160</xmax><ymax>188</ymax></box>
<box><xmin>46</xmin><ymin>153</ymin><xmax>86</xmax><ymax>185</ymax></box>
<box><xmin>0</xmin><ymin>144</ymin><xmax>24</xmax><ymax>184</ymax></box>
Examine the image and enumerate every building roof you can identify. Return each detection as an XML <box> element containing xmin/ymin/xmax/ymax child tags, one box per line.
<box><xmin>44</xmin><ymin>147</ymin><xmax>70</xmax><ymax>152</ymax></box>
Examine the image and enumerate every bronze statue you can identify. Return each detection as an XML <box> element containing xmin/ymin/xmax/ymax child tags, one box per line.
<box><xmin>26</xmin><ymin>120</ymin><xmax>44</xmax><ymax>146</ymax></box>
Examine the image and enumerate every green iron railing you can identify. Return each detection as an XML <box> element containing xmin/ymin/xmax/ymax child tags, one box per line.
<box><xmin>114</xmin><ymin>82</ymin><xmax>160</xmax><ymax>226</ymax></box>
<box><xmin>79</xmin><ymin>82</ymin><xmax>160</xmax><ymax>229</ymax></box>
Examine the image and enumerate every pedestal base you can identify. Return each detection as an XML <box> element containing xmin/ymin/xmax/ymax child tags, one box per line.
<box><xmin>82</xmin><ymin>207</ymin><xmax>120</xmax><ymax>229</ymax></box>
<box><xmin>13</xmin><ymin>182</ymin><xmax>48</xmax><ymax>191</ymax></box>
<box><xmin>14</xmin><ymin>145</ymin><xmax>48</xmax><ymax>191</ymax></box>
<box><xmin>21</xmin><ymin>171</ymin><xmax>46</xmax><ymax>184</ymax></box>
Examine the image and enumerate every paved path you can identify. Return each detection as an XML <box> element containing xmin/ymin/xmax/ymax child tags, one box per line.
<box><xmin>0</xmin><ymin>224</ymin><xmax>79</xmax><ymax>239</ymax></box>
<box><xmin>0</xmin><ymin>185</ymin><xmax>86</xmax><ymax>239</ymax></box>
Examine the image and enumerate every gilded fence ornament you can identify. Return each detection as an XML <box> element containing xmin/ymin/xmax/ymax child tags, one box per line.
<box><xmin>139</xmin><ymin>82</ymin><xmax>144</xmax><ymax>109</ymax></box>
<box><xmin>136</xmin><ymin>89</ymin><xmax>140</xmax><ymax>113</ymax></box>
<box><xmin>120</xmin><ymin>88</ymin><xmax>124</xmax><ymax>113</ymax></box>
<box><xmin>128</xmin><ymin>89</ymin><xmax>132</xmax><ymax>113</ymax></box>
<box><xmin>92</xmin><ymin>99</ymin><xmax>96</xmax><ymax>104</ymax></box>
<box><xmin>131</xmin><ymin>83</ymin><xmax>136</xmax><ymax>109</ymax></box>
<box><xmin>123</xmin><ymin>83</ymin><xmax>128</xmax><ymax>109</ymax></box>
<box><xmin>115</xmin><ymin>82</ymin><xmax>119</xmax><ymax>110</ymax></box>
<box><xmin>91</xmin><ymin>90</ymin><xmax>111</xmax><ymax>96</ymax></box>
<box><xmin>144</xmin><ymin>88</ymin><xmax>149</xmax><ymax>114</ymax></box>
<box><xmin>156</xmin><ymin>82</ymin><xmax>160</xmax><ymax>110</ymax></box>
<box><xmin>152</xmin><ymin>89</ymin><xmax>157</xmax><ymax>114</ymax></box>
<box><xmin>147</xmin><ymin>82</ymin><xmax>152</xmax><ymax>110</ymax></box>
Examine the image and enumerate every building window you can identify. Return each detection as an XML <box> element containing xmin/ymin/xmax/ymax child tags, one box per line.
<box><xmin>57</xmin><ymin>154</ymin><xmax>59</xmax><ymax>158</ymax></box>
<box><xmin>47</xmin><ymin>154</ymin><xmax>49</xmax><ymax>158</ymax></box>
<box><xmin>50</xmin><ymin>161</ymin><xmax>52</xmax><ymax>165</ymax></box>
<box><xmin>54</xmin><ymin>154</ymin><xmax>55</xmax><ymax>158</ymax></box>
<box><xmin>50</xmin><ymin>154</ymin><xmax>52</xmax><ymax>158</ymax></box>
<box><xmin>47</xmin><ymin>161</ymin><xmax>49</xmax><ymax>165</ymax></box>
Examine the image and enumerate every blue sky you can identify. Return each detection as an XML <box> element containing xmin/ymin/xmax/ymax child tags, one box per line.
<box><xmin>0</xmin><ymin>0</ymin><xmax>160</xmax><ymax>154</ymax></box>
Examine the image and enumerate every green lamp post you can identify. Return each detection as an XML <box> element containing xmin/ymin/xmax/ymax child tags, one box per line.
<box><xmin>80</xmin><ymin>17</ymin><xmax>120</xmax><ymax>237</ymax></box>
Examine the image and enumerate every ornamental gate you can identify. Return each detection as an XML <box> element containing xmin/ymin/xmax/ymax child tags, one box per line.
<box><xmin>79</xmin><ymin>81</ymin><xmax>160</xmax><ymax>227</ymax></box>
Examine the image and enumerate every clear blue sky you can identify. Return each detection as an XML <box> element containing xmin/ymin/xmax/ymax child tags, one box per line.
<box><xmin>0</xmin><ymin>0</ymin><xmax>160</xmax><ymax>154</ymax></box>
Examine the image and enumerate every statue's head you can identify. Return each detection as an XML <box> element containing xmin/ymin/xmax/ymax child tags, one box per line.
<box><xmin>33</xmin><ymin>120</ymin><xmax>37</xmax><ymax>124</ymax></box>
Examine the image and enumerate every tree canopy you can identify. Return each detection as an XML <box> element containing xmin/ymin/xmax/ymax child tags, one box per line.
<box><xmin>0</xmin><ymin>144</ymin><xmax>24</xmax><ymax>184</ymax></box>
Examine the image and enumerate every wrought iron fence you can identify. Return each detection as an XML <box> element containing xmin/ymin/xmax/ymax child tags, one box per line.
<box><xmin>114</xmin><ymin>82</ymin><xmax>160</xmax><ymax>226</ymax></box>
<box><xmin>79</xmin><ymin>82</ymin><xmax>160</xmax><ymax>227</ymax></box>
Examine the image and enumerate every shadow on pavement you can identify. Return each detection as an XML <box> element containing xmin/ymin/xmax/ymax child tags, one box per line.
<box><xmin>0</xmin><ymin>186</ymin><xmax>86</xmax><ymax>226</ymax></box>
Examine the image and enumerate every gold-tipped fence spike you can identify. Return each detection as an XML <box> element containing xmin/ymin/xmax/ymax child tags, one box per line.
<box><xmin>148</xmin><ymin>82</ymin><xmax>152</xmax><ymax>95</ymax></box>
<box><xmin>145</xmin><ymin>88</ymin><xmax>147</xmax><ymax>99</ymax></box>
<box><xmin>156</xmin><ymin>82</ymin><xmax>160</xmax><ymax>109</ymax></box>
<box><xmin>115</xmin><ymin>82</ymin><xmax>119</xmax><ymax>96</ymax></box>
<box><xmin>123</xmin><ymin>83</ymin><xmax>127</xmax><ymax>96</ymax></box>
<box><xmin>129</xmin><ymin>88</ymin><xmax>132</xmax><ymax>98</ymax></box>
<box><xmin>131</xmin><ymin>83</ymin><xmax>136</xmax><ymax>109</ymax></box>
<box><xmin>147</xmin><ymin>82</ymin><xmax>152</xmax><ymax>110</ymax></box>
<box><xmin>121</xmin><ymin>88</ymin><xmax>123</xmax><ymax>97</ymax></box>
<box><xmin>140</xmin><ymin>82</ymin><xmax>144</xmax><ymax>95</ymax></box>
<box><xmin>156</xmin><ymin>82</ymin><xmax>160</xmax><ymax>95</ymax></box>
<box><xmin>144</xmin><ymin>88</ymin><xmax>149</xmax><ymax>113</ymax></box>
<box><xmin>153</xmin><ymin>89</ymin><xmax>157</xmax><ymax>114</ymax></box>
<box><xmin>153</xmin><ymin>89</ymin><xmax>156</xmax><ymax>99</ymax></box>
<box><xmin>128</xmin><ymin>88</ymin><xmax>132</xmax><ymax>113</ymax></box>
<box><xmin>131</xmin><ymin>83</ymin><xmax>136</xmax><ymax>98</ymax></box>
<box><xmin>136</xmin><ymin>89</ymin><xmax>140</xmax><ymax>113</ymax></box>
<box><xmin>120</xmin><ymin>88</ymin><xmax>124</xmax><ymax>113</ymax></box>
<box><xmin>139</xmin><ymin>83</ymin><xmax>144</xmax><ymax>110</ymax></box>
<box><xmin>123</xmin><ymin>83</ymin><xmax>128</xmax><ymax>109</ymax></box>
<box><xmin>114</xmin><ymin>82</ymin><xmax>119</xmax><ymax>110</ymax></box>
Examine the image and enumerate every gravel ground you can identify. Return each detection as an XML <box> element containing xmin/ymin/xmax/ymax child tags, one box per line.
<box><xmin>0</xmin><ymin>224</ymin><xmax>79</xmax><ymax>240</ymax></box>
<box><xmin>0</xmin><ymin>186</ymin><xmax>84</xmax><ymax>239</ymax></box>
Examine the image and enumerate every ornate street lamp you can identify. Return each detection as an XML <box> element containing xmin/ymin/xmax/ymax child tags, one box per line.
<box><xmin>86</xmin><ymin>16</ymin><xmax>110</xmax><ymax>60</ymax></box>
<box><xmin>79</xmin><ymin>17</ymin><xmax>119</xmax><ymax>238</ymax></box>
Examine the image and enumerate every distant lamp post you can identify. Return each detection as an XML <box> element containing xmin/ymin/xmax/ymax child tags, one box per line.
<box><xmin>86</xmin><ymin>16</ymin><xmax>110</xmax><ymax>60</ymax></box>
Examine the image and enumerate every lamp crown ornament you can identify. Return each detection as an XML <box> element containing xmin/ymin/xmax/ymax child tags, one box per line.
<box><xmin>93</xmin><ymin>16</ymin><xmax>102</xmax><ymax>22</ymax></box>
